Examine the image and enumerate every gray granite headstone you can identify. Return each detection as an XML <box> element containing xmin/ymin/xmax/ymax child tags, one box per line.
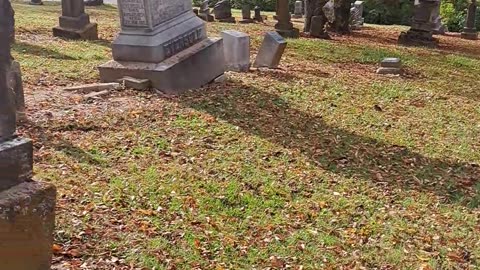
<box><xmin>253</xmin><ymin>32</ymin><xmax>287</xmax><ymax>69</ymax></box>
<box><xmin>275</xmin><ymin>0</ymin><xmax>300</xmax><ymax>38</ymax></box>
<box><xmin>0</xmin><ymin>0</ymin><xmax>16</xmax><ymax>141</ymax></box>
<box><xmin>398</xmin><ymin>0</ymin><xmax>439</xmax><ymax>47</ymax></box>
<box><xmin>213</xmin><ymin>0</ymin><xmax>235</xmax><ymax>23</ymax></box>
<box><xmin>293</xmin><ymin>1</ymin><xmax>303</xmax><ymax>18</ymax></box>
<box><xmin>377</xmin><ymin>58</ymin><xmax>402</xmax><ymax>75</ymax></box>
<box><xmin>99</xmin><ymin>0</ymin><xmax>226</xmax><ymax>94</ymax></box>
<box><xmin>222</xmin><ymin>30</ymin><xmax>250</xmax><ymax>72</ymax></box>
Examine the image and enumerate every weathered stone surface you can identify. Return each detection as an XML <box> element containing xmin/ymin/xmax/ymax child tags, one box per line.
<box><xmin>350</xmin><ymin>1</ymin><xmax>364</xmax><ymax>30</ymax></box>
<box><xmin>0</xmin><ymin>181</ymin><xmax>56</xmax><ymax>270</ymax></box>
<box><xmin>0</xmin><ymin>138</ymin><xmax>33</xmax><ymax>192</ymax></box>
<box><xmin>222</xmin><ymin>30</ymin><xmax>250</xmax><ymax>72</ymax></box>
<box><xmin>293</xmin><ymin>1</ymin><xmax>303</xmax><ymax>18</ymax></box>
<box><xmin>461</xmin><ymin>0</ymin><xmax>478</xmax><ymax>40</ymax></box>
<box><xmin>253</xmin><ymin>32</ymin><xmax>287</xmax><ymax>69</ymax></box>
<box><xmin>376</xmin><ymin>67</ymin><xmax>402</xmax><ymax>75</ymax></box>
<box><xmin>254</xmin><ymin>6</ymin><xmax>263</xmax><ymax>22</ymax></box>
<box><xmin>310</xmin><ymin>15</ymin><xmax>330</xmax><ymax>39</ymax></box>
<box><xmin>53</xmin><ymin>0</ymin><xmax>98</xmax><ymax>40</ymax></box>
<box><xmin>100</xmin><ymin>0</ymin><xmax>225</xmax><ymax>93</ymax></box>
<box><xmin>431</xmin><ymin>1</ymin><xmax>446</xmax><ymax>34</ymax></box>
<box><xmin>121</xmin><ymin>77</ymin><xmax>151</xmax><ymax>90</ymax></box>
<box><xmin>398</xmin><ymin>0</ymin><xmax>439</xmax><ymax>47</ymax></box>
<box><xmin>213</xmin><ymin>0</ymin><xmax>234</xmax><ymax>22</ymax></box>
<box><xmin>112</xmin><ymin>0</ymin><xmax>206</xmax><ymax>63</ymax></box>
<box><xmin>380</xmin><ymin>58</ymin><xmax>401</xmax><ymax>68</ymax></box>
<box><xmin>275</xmin><ymin>0</ymin><xmax>300</xmax><ymax>38</ymax></box>
<box><xmin>8</xmin><ymin>61</ymin><xmax>26</xmax><ymax>121</ymax></box>
<box><xmin>99</xmin><ymin>38</ymin><xmax>225</xmax><ymax>94</ymax></box>
<box><xmin>0</xmin><ymin>0</ymin><xmax>16</xmax><ymax>140</ymax></box>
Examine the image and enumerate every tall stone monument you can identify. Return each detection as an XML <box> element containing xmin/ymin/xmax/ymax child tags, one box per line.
<box><xmin>461</xmin><ymin>0</ymin><xmax>478</xmax><ymax>40</ymax></box>
<box><xmin>52</xmin><ymin>0</ymin><xmax>98</xmax><ymax>40</ymax></box>
<box><xmin>275</xmin><ymin>0</ymin><xmax>300</xmax><ymax>38</ymax></box>
<box><xmin>0</xmin><ymin>1</ymin><xmax>56</xmax><ymax>269</ymax></box>
<box><xmin>350</xmin><ymin>1</ymin><xmax>364</xmax><ymax>30</ymax></box>
<box><xmin>398</xmin><ymin>0</ymin><xmax>439</xmax><ymax>47</ymax></box>
<box><xmin>98</xmin><ymin>0</ymin><xmax>225</xmax><ymax>94</ymax></box>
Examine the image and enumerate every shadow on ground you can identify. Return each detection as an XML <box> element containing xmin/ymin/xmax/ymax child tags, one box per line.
<box><xmin>179</xmin><ymin>80</ymin><xmax>480</xmax><ymax>207</ymax></box>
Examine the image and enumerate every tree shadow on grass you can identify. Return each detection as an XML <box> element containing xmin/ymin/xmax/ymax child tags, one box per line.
<box><xmin>179</xmin><ymin>81</ymin><xmax>480</xmax><ymax>207</ymax></box>
<box><xmin>13</xmin><ymin>41</ymin><xmax>76</xmax><ymax>60</ymax></box>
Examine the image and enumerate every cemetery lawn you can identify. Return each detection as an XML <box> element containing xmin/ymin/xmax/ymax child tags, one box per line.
<box><xmin>12</xmin><ymin>1</ymin><xmax>480</xmax><ymax>269</ymax></box>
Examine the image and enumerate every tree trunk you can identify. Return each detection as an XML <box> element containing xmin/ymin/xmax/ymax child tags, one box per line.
<box><xmin>333</xmin><ymin>0</ymin><xmax>351</xmax><ymax>34</ymax></box>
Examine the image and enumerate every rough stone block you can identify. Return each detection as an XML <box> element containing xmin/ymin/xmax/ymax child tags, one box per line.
<box><xmin>121</xmin><ymin>77</ymin><xmax>152</xmax><ymax>90</ymax></box>
<box><xmin>52</xmin><ymin>22</ymin><xmax>98</xmax><ymax>40</ymax></box>
<box><xmin>380</xmin><ymin>58</ymin><xmax>401</xmax><ymax>68</ymax></box>
<box><xmin>376</xmin><ymin>67</ymin><xmax>402</xmax><ymax>75</ymax></box>
<box><xmin>0</xmin><ymin>181</ymin><xmax>56</xmax><ymax>270</ymax></box>
<box><xmin>99</xmin><ymin>38</ymin><xmax>225</xmax><ymax>95</ymax></box>
<box><xmin>253</xmin><ymin>32</ymin><xmax>287</xmax><ymax>69</ymax></box>
<box><xmin>0</xmin><ymin>138</ymin><xmax>33</xmax><ymax>192</ymax></box>
<box><xmin>221</xmin><ymin>30</ymin><xmax>250</xmax><ymax>72</ymax></box>
<box><xmin>461</xmin><ymin>28</ymin><xmax>478</xmax><ymax>40</ymax></box>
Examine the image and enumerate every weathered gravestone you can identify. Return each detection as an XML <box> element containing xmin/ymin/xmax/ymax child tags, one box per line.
<box><xmin>376</xmin><ymin>57</ymin><xmax>402</xmax><ymax>75</ymax></box>
<box><xmin>85</xmin><ymin>0</ymin><xmax>104</xmax><ymax>6</ymax></box>
<box><xmin>222</xmin><ymin>30</ymin><xmax>250</xmax><ymax>72</ymax></box>
<box><xmin>304</xmin><ymin>0</ymin><xmax>330</xmax><ymax>39</ymax></box>
<box><xmin>253</xmin><ymin>31</ymin><xmax>287</xmax><ymax>68</ymax></box>
<box><xmin>398</xmin><ymin>0</ymin><xmax>439</xmax><ymax>47</ymax></box>
<box><xmin>8</xmin><ymin>61</ymin><xmax>26</xmax><ymax>122</ymax></box>
<box><xmin>98</xmin><ymin>0</ymin><xmax>225</xmax><ymax>94</ymax></box>
<box><xmin>240</xmin><ymin>4</ymin><xmax>254</xmax><ymax>23</ymax></box>
<box><xmin>52</xmin><ymin>0</ymin><xmax>98</xmax><ymax>40</ymax></box>
<box><xmin>0</xmin><ymin>1</ymin><xmax>56</xmax><ymax>269</ymax></box>
<box><xmin>275</xmin><ymin>0</ymin><xmax>300</xmax><ymax>38</ymax></box>
<box><xmin>254</xmin><ymin>6</ymin><xmax>264</xmax><ymax>22</ymax></box>
<box><xmin>350</xmin><ymin>1</ymin><xmax>364</xmax><ymax>30</ymax></box>
<box><xmin>199</xmin><ymin>0</ymin><xmax>214</xmax><ymax>22</ymax></box>
<box><xmin>431</xmin><ymin>1</ymin><xmax>447</xmax><ymax>34</ymax></box>
<box><xmin>461</xmin><ymin>0</ymin><xmax>478</xmax><ymax>40</ymax></box>
<box><xmin>29</xmin><ymin>0</ymin><xmax>43</xmax><ymax>5</ymax></box>
<box><xmin>213</xmin><ymin>0</ymin><xmax>235</xmax><ymax>23</ymax></box>
<box><xmin>293</xmin><ymin>1</ymin><xmax>303</xmax><ymax>18</ymax></box>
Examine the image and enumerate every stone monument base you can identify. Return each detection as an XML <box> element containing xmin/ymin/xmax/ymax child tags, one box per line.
<box><xmin>292</xmin><ymin>14</ymin><xmax>303</xmax><ymax>19</ymax></box>
<box><xmin>52</xmin><ymin>23</ymin><xmax>98</xmax><ymax>40</ymax></box>
<box><xmin>99</xmin><ymin>38</ymin><xmax>225</xmax><ymax>95</ymax></box>
<box><xmin>276</xmin><ymin>28</ymin><xmax>300</xmax><ymax>39</ymax></box>
<box><xmin>0</xmin><ymin>137</ymin><xmax>33</xmax><ymax>191</ymax></box>
<box><xmin>398</xmin><ymin>30</ymin><xmax>438</xmax><ymax>48</ymax></box>
<box><xmin>461</xmin><ymin>28</ymin><xmax>478</xmax><ymax>40</ymax></box>
<box><xmin>239</xmin><ymin>18</ymin><xmax>255</xmax><ymax>24</ymax></box>
<box><xmin>0</xmin><ymin>181</ymin><xmax>56</xmax><ymax>270</ymax></box>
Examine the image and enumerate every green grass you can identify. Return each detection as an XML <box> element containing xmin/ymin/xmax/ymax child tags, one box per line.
<box><xmin>11</xmin><ymin>1</ymin><xmax>480</xmax><ymax>269</ymax></box>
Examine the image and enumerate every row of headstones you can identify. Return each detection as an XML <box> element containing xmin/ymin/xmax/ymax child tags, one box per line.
<box><xmin>195</xmin><ymin>0</ymin><xmax>266</xmax><ymax>23</ymax></box>
<box><xmin>223</xmin><ymin>30</ymin><xmax>287</xmax><ymax>72</ymax></box>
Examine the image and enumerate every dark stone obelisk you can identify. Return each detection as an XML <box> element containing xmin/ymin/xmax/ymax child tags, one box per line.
<box><xmin>275</xmin><ymin>0</ymin><xmax>300</xmax><ymax>38</ymax></box>
<box><xmin>53</xmin><ymin>0</ymin><xmax>98</xmax><ymax>40</ymax></box>
<box><xmin>0</xmin><ymin>1</ymin><xmax>56</xmax><ymax>269</ymax></box>
<box><xmin>461</xmin><ymin>0</ymin><xmax>478</xmax><ymax>40</ymax></box>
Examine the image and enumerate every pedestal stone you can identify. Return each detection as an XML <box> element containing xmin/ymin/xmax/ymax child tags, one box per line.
<box><xmin>53</xmin><ymin>0</ymin><xmax>98</xmax><ymax>40</ymax></box>
<box><xmin>293</xmin><ymin>1</ymin><xmax>303</xmax><ymax>18</ymax></box>
<box><xmin>461</xmin><ymin>0</ymin><xmax>478</xmax><ymax>40</ymax></box>
<box><xmin>253</xmin><ymin>32</ymin><xmax>287</xmax><ymax>69</ymax></box>
<box><xmin>0</xmin><ymin>181</ymin><xmax>56</xmax><ymax>270</ymax></box>
<box><xmin>99</xmin><ymin>0</ymin><xmax>225</xmax><ymax>94</ymax></box>
<box><xmin>222</xmin><ymin>30</ymin><xmax>250</xmax><ymax>72</ymax></box>
<box><xmin>0</xmin><ymin>1</ymin><xmax>57</xmax><ymax>269</ymax></box>
<box><xmin>275</xmin><ymin>0</ymin><xmax>300</xmax><ymax>38</ymax></box>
